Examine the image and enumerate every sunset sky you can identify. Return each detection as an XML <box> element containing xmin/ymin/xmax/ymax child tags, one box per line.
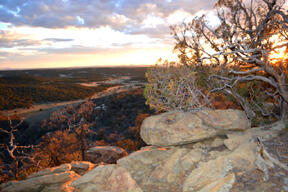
<box><xmin>0</xmin><ymin>0</ymin><xmax>217</xmax><ymax>70</ymax></box>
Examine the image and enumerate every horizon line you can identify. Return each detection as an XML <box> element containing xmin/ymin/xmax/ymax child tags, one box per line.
<box><xmin>0</xmin><ymin>64</ymin><xmax>154</xmax><ymax>71</ymax></box>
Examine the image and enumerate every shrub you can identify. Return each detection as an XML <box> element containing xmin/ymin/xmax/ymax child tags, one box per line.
<box><xmin>33</xmin><ymin>130</ymin><xmax>80</xmax><ymax>168</ymax></box>
<box><xmin>144</xmin><ymin>59</ymin><xmax>210</xmax><ymax>112</ymax></box>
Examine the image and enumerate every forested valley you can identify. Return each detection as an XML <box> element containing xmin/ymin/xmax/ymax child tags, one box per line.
<box><xmin>0</xmin><ymin>87</ymin><xmax>154</xmax><ymax>183</ymax></box>
<box><xmin>0</xmin><ymin>67</ymin><xmax>147</xmax><ymax>110</ymax></box>
<box><xmin>0</xmin><ymin>75</ymin><xmax>116</xmax><ymax>110</ymax></box>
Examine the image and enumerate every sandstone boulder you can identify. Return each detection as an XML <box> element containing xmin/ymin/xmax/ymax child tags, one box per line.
<box><xmin>140</xmin><ymin>109</ymin><xmax>250</xmax><ymax>146</ymax></box>
<box><xmin>190</xmin><ymin>136</ymin><xmax>226</xmax><ymax>149</ymax></box>
<box><xmin>71</xmin><ymin>161</ymin><xmax>96</xmax><ymax>175</ymax></box>
<box><xmin>71</xmin><ymin>164</ymin><xmax>142</xmax><ymax>192</ymax></box>
<box><xmin>2</xmin><ymin>111</ymin><xmax>285</xmax><ymax>192</ymax></box>
<box><xmin>1</xmin><ymin>164</ymin><xmax>79</xmax><ymax>192</ymax></box>
<box><xmin>86</xmin><ymin>146</ymin><xmax>128</xmax><ymax>164</ymax></box>
<box><xmin>117</xmin><ymin>146</ymin><xmax>204</xmax><ymax>192</ymax></box>
<box><xmin>224</xmin><ymin>127</ymin><xmax>278</xmax><ymax>150</ymax></box>
<box><xmin>183</xmin><ymin>142</ymin><xmax>258</xmax><ymax>192</ymax></box>
<box><xmin>117</xmin><ymin>147</ymin><xmax>176</xmax><ymax>187</ymax></box>
<box><xmin>27</xmin><ymin>164</ymin><xmax>72</xmax><ymax>179</ymax></box>
<box><xmin>197</xmin><ymin>173</ymin><xmax>235</xmax><ymax>192</ymax></box>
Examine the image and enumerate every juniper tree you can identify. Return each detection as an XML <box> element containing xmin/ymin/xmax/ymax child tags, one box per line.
<box><xmin>146</xmin><ymin>0</ymin><xmax>288</xmax><ymax>123</ymax></box>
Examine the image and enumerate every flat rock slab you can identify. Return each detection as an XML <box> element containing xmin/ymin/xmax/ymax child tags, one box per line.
<box><xmin>86</xmin><ymin>146</ymin><xmax>128</xmax><ymax>164</ymax></box>
<box><xmin>1</xmin><ymin>171</ymin><xmax>77</xmax><ymax>192</ymax></box>
<box><xmin>71</xmin><ymin>161</ymin><xmax>96</xmax><ymax>175</ymax></box>
<box><xmin>117</xmin><ymin>146</ymin><xmax>202</xmax><ymax>192</ymax></box>
<box><xmin>27</xmin><ymin>164</ymin><xmax>72</xmax><ymax>179</ymax></box>
<box><xmin>71</xmin><ymin>164</ymin><xmax>142</xmax><ymax>192</ymax></box>
<box><xmin>140</xmin><ymin>109</ymin><xmax>250</xmax><ymax>146</ymax></box>
<box><xmin>183</xmin><ymin>142</ymin><xmax>258</xmax><ymax>192</ymax></box>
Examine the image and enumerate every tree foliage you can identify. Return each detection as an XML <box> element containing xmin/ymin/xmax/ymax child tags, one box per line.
<box><xmin>145</xmin><ymin>59</ymin><xmax>211</xmax><ymax>111</ymax></box>
<box><xmin>33</xmin><ymin>130</ymin><xmax>80</xmax><ymax>168</ymax></box>
<box><xmin>146</xmin><ymin>0</ymin><xmax>288</xmax><ymax>123</ymax></box>
<box><xmin>0</xmin><ymin>75</ymin><xmax>116</xmax><ymax>110</ymax></box>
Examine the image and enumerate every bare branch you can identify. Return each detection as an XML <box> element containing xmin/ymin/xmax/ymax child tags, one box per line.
<box><xmin>234</xmin><ymin>75</ymin><xmax>277</xmax><ymax>87</ymax></box>
<box><xmin>229</xmin><ymin>67</ymin><xmax>263</xmax><ymax>75</ymax></box>
<box><xmin>0</xmin><ymin>128</ymin><xmax>9</xmax><ymax>134</ymax></box>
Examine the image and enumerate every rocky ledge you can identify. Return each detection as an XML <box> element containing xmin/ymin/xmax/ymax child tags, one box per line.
<box><xmin>1</xmin><ymin>109</ymin><xmax>287</xmax><ymax>192</ymax></box>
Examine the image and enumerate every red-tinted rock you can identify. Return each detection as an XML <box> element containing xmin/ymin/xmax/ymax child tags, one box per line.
<box><xmin>86</xmin><ymin>146</ymin><xmax>128</xmax><ymax>164</ymax></box>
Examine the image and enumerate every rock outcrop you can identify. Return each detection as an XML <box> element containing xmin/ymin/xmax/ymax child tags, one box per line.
<box><xmin>2</xmin><ymin>109</ymin><xmax>286</xmax><ymax>192</ymax></box>
<box><xmin>0</xmin><ymin>161</ymin><xmax>96</xmax><ymax>192</ymax></box>
<box><xmin>70</xmin><ymin>161</ymin><xmax>96</xmax><ymax>176</ymax></box>
<box><xmin>140</xmin><ymin>109</ymin><xmax>250</xmax><ymax>146</ymax></box>
<box><xmin>71</xmin><ymin>164</ymin><xmax>142</xmax><ymax>192</ymax></box>
<box><xmin>86</xmin><ymin>146</ymin><xmax>128</xmax><ymax>164</ymax></box>
<box><xmin>1</xmin><ymin>164</ymin><xmax>79</xmax><ymax>192</ymax></box>
<box><xmin>117</xmin><ymin>146</ymin><xmax>199</xmax><ymax>191</ymax></box>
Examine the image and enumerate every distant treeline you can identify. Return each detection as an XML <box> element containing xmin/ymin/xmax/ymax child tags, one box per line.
<box><xmin>0</xmin><ymin>75</ymin><xmax>115</xmax><ymax>110</ymax></box>
<box><xmin>0</xmin><ymin>67</ymin><xmax>148</xmax><ymax>80</ymax></box>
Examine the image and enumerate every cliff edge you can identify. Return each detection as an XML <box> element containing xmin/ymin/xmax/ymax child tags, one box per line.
<box><xmin>1</xmin><ymin>109</ymin><xmax>287</xmax><ymax>192</ymax></box>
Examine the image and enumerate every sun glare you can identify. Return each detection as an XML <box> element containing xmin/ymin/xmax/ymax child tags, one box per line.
<box><xmin>268</xmin><ymin>34</ymin><xmax>288</xmax><ymax>64</ymax></box>
<box><xmin>269</xmin><ymin>46</ymin><xmax>287</xmax><ymax>63</ymax></box>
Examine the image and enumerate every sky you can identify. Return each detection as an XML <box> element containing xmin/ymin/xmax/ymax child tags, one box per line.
<box><xmin>0</xmin><ymin>0</ymin><xmax>217</xmax><ymax>70</ymax></box>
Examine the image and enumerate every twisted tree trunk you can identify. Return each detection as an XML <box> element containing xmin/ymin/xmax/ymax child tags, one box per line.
<box><xmin>280</xmin><ymin>99</ymin><xmax>288</xmax><ymax>121</ymax></box>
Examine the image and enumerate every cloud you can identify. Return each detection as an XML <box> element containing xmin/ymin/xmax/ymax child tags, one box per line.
<box><xmin>43</xmin><ymin>38</ymin><xmax>74</xmax><ymax>42</ymax></box>
<box><xmin>0</xmin><ymin>30</ymin><xmax>42</xmax><ymax>48</ymax></box>
<box><xmin>0</xmin><ymin>0</ymin><xmax>217</xmax><ymax>67</ymax></box>
<box><xmin>0</xmin><ymin>51</ymin><xmax>11</xmax><ymax>57</ymax></box>
<box><xmin>0</xmin><ymin>0</ymin><xmax>216</xmax><ymax>32</ymax></box>
<box><xmin>36</xmin><ymin>45</ymin><xmax>111</xmax><ymax>55</ymax></box>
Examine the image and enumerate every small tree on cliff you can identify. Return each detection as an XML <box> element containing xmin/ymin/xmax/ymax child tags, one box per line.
<box><xmin>146</xmin><ymin>0</ymin><xmax>288</xmax><ymax>123</ymax></box>
<box><xmin>48</xmin><ymin>100</ymin><xmax>97</xmax><ymax>160</ymax></box>
<box><xmin>63</xmin><ymin>101</ymin><xmax>96</xmax><ymax>161</ymax></box>
<box><xmin>0</xmin><ymin>117</ymin><xmax>34</xmax><ymax>180</ymax></box>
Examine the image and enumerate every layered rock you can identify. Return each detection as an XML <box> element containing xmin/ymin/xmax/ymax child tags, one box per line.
<box><xmin>1</xmin><ymin>164</ymin><xmax>79</xmax><ymax>192</ymax></box>
<box><xmin>183</xmin><ymin>142</ymin><xmax>258</xmax><ymax>192</ymax></box>
<box><xmin>1</xmin><ymin>109</ymin><xmax>285</xmax><ymax>192</ymax></box>
<box><xmin>117</xmin><ymin>146</ymin><xmax>203</xmax><ymax>191</ymax></box>
<box><xmin>116</xmin><ymin>140</ymin><xmax>262</xmax><ymax>192</ymax></box>
<box><xmin>70</xmin><ymin>161</ymin><xmax>96</xmax><ymax>176</ymax></box>
<box><xmin>71</xmin><ymin>164</ymin><xmax>142</xmax><ymax>192</ymax></box>
<box><xmin>223</xmin><ymin>127</ymin><xmax>278</xmax><ymax>150</ymax></box>
<box><xmin>140</xmin><ymin>109</ymin><xmax>250</xmax><ymax>146</ymax></box>
<box><xmin>86</xmin><ymin>146</ymin><xmax>128</xmax><ymax>164</ymax></box>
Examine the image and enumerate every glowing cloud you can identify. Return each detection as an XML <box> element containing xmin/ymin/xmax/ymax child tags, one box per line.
<box><xmin>0</xmin><ymin>0</ymin><xmax>217</xmax><ymax>69</ymax></box>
